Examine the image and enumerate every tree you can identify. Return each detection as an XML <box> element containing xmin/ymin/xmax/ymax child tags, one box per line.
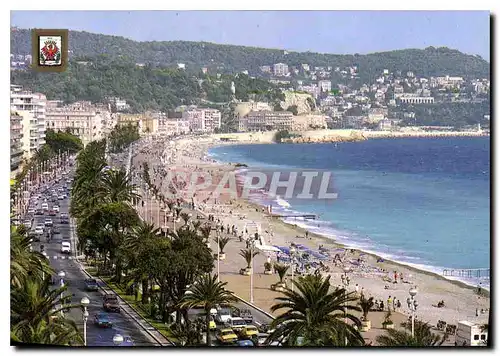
<box><xmin>179</xmin><ymin>274</ymin><xmax>237</xmax><ymax>346</ymax></box>
<box><xmin>273</xmin><ymin>263</ymin><xmax>289</xmax><ymax>285</ymax></box>
<box><xmin>215</xmin><ymin>236</ymin><xmax>231</xmax><ymax>255</ymax></box>
<box><xmin>287</xmin><ymin>105</ymin><xmax>299</xmax><ymax>115</ymax></box>
<box><xmin>239</xmin><ymin>248</ymin><xmax>259</xmax><ymax>269</ymax></box>
<box><xmin>267</xmin><ymin>274</ymin><xmax>364</xmax><ymax>346</ymax></box>
<box><xmin>376</xmin><ymin>320</ymin><xmax>448</xmax><ymax>346</ymax></box>
<box><xmin>358</xmin><ymin>294</ymin><xmax>375</xmax><ymax>321</ymax></box>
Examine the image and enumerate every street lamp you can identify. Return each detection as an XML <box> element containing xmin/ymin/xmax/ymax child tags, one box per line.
<box><xmin>58</xmin><ymin>271</ymin><xmax>66</xmax><ymax>314</ymax></box>
<box><xmin>216</xmin><ymin>228</ymin><xmax>221</xmax><ymax>283</ymax></box>
<box><xmin>407</xmin><ymin>287</ymin><xmax>418</xmax><ymax>337</ymax></box>
<box><xmin>289</xmin><ymin>245</ymin><xmax>298</xmax><ymax>293</ymax></box>
<box><xmin>113</xmin><ymin>333</ymin><xmax>124</xmax><ymax>346</ymax></box>
<box><xmin>342</xmin><ymin>266</ymin><xmax>351</xmax><ymax>346</ymax></box>
<box><xmin>81</xmin><ymin>296</ymin><xmax>90</xmax><ymax>346</ymax></box>
<box><xmin>249</xmin><ymin>238</ymin><xmax>256</xmax><ymax>303</ymax></box>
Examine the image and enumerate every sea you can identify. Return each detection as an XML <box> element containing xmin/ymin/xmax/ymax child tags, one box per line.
<box><xmin>208</xmin><ymin>137</ymin><xmax>491</xmax><ymax>289</ymax></box>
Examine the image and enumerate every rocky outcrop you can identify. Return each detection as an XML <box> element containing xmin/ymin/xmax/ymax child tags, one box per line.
<box><xmin>277</xmin><ymin>91</ymin><xmax>316</xmax><ymax>115</ymax></box>
<box><xmin>282</xmin><ymin>130</ymin><xmax>366</xmax><ymax>143</ymax></box>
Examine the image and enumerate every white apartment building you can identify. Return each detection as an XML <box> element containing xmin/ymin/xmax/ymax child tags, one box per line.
<box><xmin>158</xmin><ymin>118</ymin><xmax>190</xmax><ymax>136</ymax></box>
<box><xmin>297</xmin><ymin>84</ymin><xmax>320</xmax><ymax>99</ymax></box>
<box><xmin>239</xmin><ymin>111</ymin><xmax>293</xmax><ymax>132</ymax></box>
<box><xmin>273</xmin><ymin>63</ymin><xmax>289</xmax><ymax>77</ymax></box>
<box><xmin>10</xmin><ymin>85</ymin><xmax>46</xmax><ymax>159</ymax></box>
<box><xmin>182</xmin><ymin>108</ymin><xmax>222</xmax><ymax>133</ymax></box>
<box><xmin>399</xmin><ymin>95</ymin><xmax>435</xmax><ymax>104</ymax></box>
<box><xmin>45</xmin><ymin>101</ymin><xmax>107</xmax><ymax>145</ymax></box>
<box><xmin>10</xmin><ymin>111</ymin><xmax>23</xmax><ymax>176</ymax></box>
<box><xmin>318</xmin><ymin>80</ymin><xmax>332</xmax><ymax>93</ymax></box>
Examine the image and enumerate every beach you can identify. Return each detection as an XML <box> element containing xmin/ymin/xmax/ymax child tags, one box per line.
<box><xmin>131</xmin><ymin>134</ymin><xmax>490</xmax><ymax>341</ymax></box>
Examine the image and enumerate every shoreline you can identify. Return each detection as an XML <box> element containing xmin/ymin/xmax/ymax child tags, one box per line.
<box><xmin>207</xmin><ymin>141</ymin><xmax>490</xmax><ymax>294</ymax></box>
<box><xmin>137</xmin><ymin>135</ymin><xmax>490</xmax><ymax>329</ymax></box>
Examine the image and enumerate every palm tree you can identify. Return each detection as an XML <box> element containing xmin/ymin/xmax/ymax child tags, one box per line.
<box><xmin>358</xmin><ymin>294</ymin><xmax>375</xmax><ymax>324</ymax></box>
<box><xmin>180</xmin><ymin>212</ymin><xmax>191</xmax><ymax>226</ymax></box>
<box><xmin>178</xmin><ymin>274</ymin><xmax>237</xmax><ymax>346</ymax></box>
<box><xmin>267</xmin><ymin>274</ymin><xmax>364</xmax><ymax>346</ymax></box>
<box><xmin>199</xmin><ymin>225</ymin><xmax>211</xmax><ymax>242</ymax></box>
<box><xmin>239</xmin><ymin>248</ymin><xmax>259</xmax><ymax>270</ymax></box>
<box><xmin>11</xmin><ymin>277</ymin><xmax>82</xmax><ymax>345</ymax></box>
<box><xmin>99</xmin><ymin>168</ymin><xmax>139</xmax><ymax>204</ymax></box>
<box><xmin>273</xmin><ymin>263</ymin><xmax>289</xmax><ymax>286</ymax></box>
<box><xmin>164</xmin><ymin>322</ymin><xmax>204</xmax><ymax>346</ymax></box>
<box><xmin>11</xmin><ymin>227</ymin><xmax>52</xmax><ymax>288</ymax></box>
<box><xmin>376</xmin><ymin>320</ymin><xmax>448</xmax><ymax>346</ymax></box>
<box><xmin>214</xmin><ymin>236</ymin><xmax>231</xmax><ymax>255</ymax></box>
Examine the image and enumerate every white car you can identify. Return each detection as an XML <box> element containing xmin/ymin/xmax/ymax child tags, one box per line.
<box><xmin>27</xmin><ymin>207</ymin><xmax>35</xmax><ymax>214</ymax></box>
<box><xmin>61</xmin><ymin>241</ymin><xmax>71</xmax><ymax>254</ymax></box>
<box><xmin>53</xmin><ymin>205</ymin><xmax>60</xmax><ymax>213</ymax></box>
<box><xmin>58</xmin><ymin>195</ymin><xmax>66</xmax><ymax>200</ymax></box>
<box><xmin>41</xmin><ymin>203</ymin><xmax>49</xmax><ymax>210</ymax></box>
<box><xmin>23</xmin><ymin>220</ymin><xmax>32</xmax><ymax>229</ymax></box>
<box><xmin>44</xmin><ymin>219</ymin><xmax>53</xmax><ymax>227</ymax></box>
<box><xmin>35</xmin><ymin>226</ymin><xmax>44</xmax><ymax>235</ymax></box>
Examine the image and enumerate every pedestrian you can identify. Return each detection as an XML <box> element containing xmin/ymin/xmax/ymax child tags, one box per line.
<box><xmin>392</xmin><ymin>298</ymin><xmax>396</xmax><ymax>311</ymax></box>
<box><xmin>387</xmin><ymin>296</ymin><xmax>392</xmax><ymax>312</ymax></box>
<box><xmin>355</xmin><ymin>284</ymin><xmax>359</xmax><ymax>294</ymax></box>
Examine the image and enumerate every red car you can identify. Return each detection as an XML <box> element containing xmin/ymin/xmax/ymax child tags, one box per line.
<box><xmin>49</xmin><ymin>210</ymin><xmax>56</xmax><ymax>216</ymax></box>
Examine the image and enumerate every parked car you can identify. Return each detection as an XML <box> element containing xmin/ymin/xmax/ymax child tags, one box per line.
<box><xmin>227</xmin><ymin>317</ymin><xmax>247</xmax><ymax>331</ymax></box>
<box><xmin>85</xmin><ymin>278</ymin><xmax>99</xmax><ymax>291</ymax></box>
<box><xmin>94</xmin><ymin>313</ymin><xmax>112</xmax><ymax>328</ymax></box>
<box><xmin>216</xmin><ymin>328</ymin><xmax>238</xmax><ymax>344</ymax></box>
<box><xmin>103</xmin><ymin>295</ymin><xmax>120</xmax><ymax>312</ymax></box>
<box><xmin>236</xmin><ymin>339</ymin><xmax>255</xmax><ymax>347</ymax></box>
<box><xmin>239</xmin><ymin>309</ymin><xmax>253</xmax><ymax>324</ymax></box>
<box><xmin>237</xmin><ymin>325</ymin><xmax>259</xmax><ymax>339</ymax></box>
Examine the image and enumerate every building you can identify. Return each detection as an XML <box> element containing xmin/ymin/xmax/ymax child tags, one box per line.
<box><xmin>239</xmin><ymin>110</ymin><xmax>293</xmax><ymax>132</ymax></box>
<box><xmin>318</xmin><ymin>80</ymin><xmax>332</xmax><ymax>93</ymax></box>
<box><xmin>377</xmin><ymin>119</ymin><xmax>393</xmax><ymax>131</ymax></box>
<box><xmin>10</xmin><ymin>85</ymin><xmax>46</xmax><ymax>159</ymax></box>
<box><xmin>45</xmin><ymin>101</ymin><xmax>107</xmax><ymax>145</ymax></box>
<box><xmin>291</xmin><ymin>115</ymin><xmax>328</xmax><ymax>131</ymax></box>
<box><xmin>399</xmin><ymin>95</ymin><xmax>435</xmax><ymax>104</ymax></box>
<box><xmin>297</xmin><ymin>84</ymin><xmax>320</xmax><ymax>99</ymax></box>
<box><xmin>260</xmin><ymin>65</ymin><xmax>271</xmax><ymax>73</ymax></box>
<box><xmin>182</xmin><ymin>108</ymin><xmax>222</xmax><ymax>133</ymax></box>
<box><xmin>301</xmin><ymin>63</ymin><xmax>310</xmax><ymax>71</ymax></box>
<box><xmin>10</xmin><ymin>111</ymin><xmax>23</xmax><ymax>176</ymax></box>
<box><xmin>273</xmin><ymin>63</ymin><xmax>289</xmax><ymax>77</ymax></box>
<box><xmin>107</xmin><ymin>97</ymin><xmax>130</xmax><ymax>112</ymax></box>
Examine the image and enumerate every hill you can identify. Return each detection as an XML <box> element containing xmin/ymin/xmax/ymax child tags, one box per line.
<box><xmin>11</xmin><ymin>28</ymin><xmax>490</xmax><ymax>80</ymax></box>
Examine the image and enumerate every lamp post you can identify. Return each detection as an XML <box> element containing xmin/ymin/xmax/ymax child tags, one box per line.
<box><xmin>289</xmin><ymin>245</ymin><xmax>298</xmax><ymax>293</ymax></box>
<box><xmin>81</xmin><ymin>296</ymin><xmax>90</xmax><ymax>346</ymax></box>
<box><xmin>250</xmin><ymin>238</ymin><xmax>256</xmax><ymax>303</ymax></box>
<box><xmin>58</xmin><ymin>271</ymin><xmax>66</xmax><ymax>314</ymax></box>
<box><xmin>113</xmin><ymin>333</ymin><xmax>124</xmax><ymax>346</ymax></box>
<box><xmin>42</xmin><ymin>252</ymin><xmax>48</xmax><ymax>280</ymax></box>
<box><xmin>407</xmin><ymin>287</ymin><xmax>418</xmax><ymax>337</ymax></box>
<box><xmin>216</xmin><ymin>227</ymin><xmax>220</xmax><ymax>283</ymax></box>
<box><xmin>342</xmin><ymin>266</ymin><xmax>351</xmax><ymax>346</ymax></box>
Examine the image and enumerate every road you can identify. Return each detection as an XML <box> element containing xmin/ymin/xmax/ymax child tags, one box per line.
<box><xmin>28</xmin><ymin>175</ymin><xmax>158</xmax><ymax>347</ymax></box>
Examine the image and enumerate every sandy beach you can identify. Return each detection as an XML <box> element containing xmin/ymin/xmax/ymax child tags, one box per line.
<box><xmin>131</xmin><ymin>134</ymin><xmax>490</xmax><ymax>343</ymax></box>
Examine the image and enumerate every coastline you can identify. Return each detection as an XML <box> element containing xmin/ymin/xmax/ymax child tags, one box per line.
<box><xmin>137</xmin><ymin>134</ymin><xmax>490</xmax><ymax>330</ymax></box>
<box><xmin>207</xmin><ymin>139</ymin><xmax>490</xmax><ymax>294</ymax></box>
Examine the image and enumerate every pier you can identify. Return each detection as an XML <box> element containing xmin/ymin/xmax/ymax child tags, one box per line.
<box><xmin>270</xmin><ymin>214</ymin><xmax>318</xmax><ymax>220</ymax></box>
<box><xmin>443</xmin><ymin>268</ymin><xmax>490</xmax><ymax>278</ymax></box>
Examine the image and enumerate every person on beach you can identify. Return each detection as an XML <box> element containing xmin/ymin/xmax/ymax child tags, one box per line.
<box><xmin>305</xmin><ymin>231</ymin><xmax>309</xmax><ymax>239</ymax></box>
<box><xmin>394</xmin><ymin>271</ymin><xmax>398</xmax><ymax>282</ymax></box>
<box><xmin>387</xmin><ymin>296</ymin><xmax>392</xmax><ymax>311</ymax></box>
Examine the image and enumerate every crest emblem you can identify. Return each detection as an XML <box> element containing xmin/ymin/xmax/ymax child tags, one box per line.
<box><xmin>31</xmin><ymin>29</ymin><xmax>68</xmax><ymax>72</ymax></box>
<box><xmin>40</xmin><ymin>38</ymin><xmax>61</xmax><ymax>65</ymax></box>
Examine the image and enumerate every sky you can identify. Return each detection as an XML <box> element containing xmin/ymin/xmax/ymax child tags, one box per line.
<box><xmin>11</xmin><ymin>10</ymin><xmax>490</xmax><ymax>60</ymax></box>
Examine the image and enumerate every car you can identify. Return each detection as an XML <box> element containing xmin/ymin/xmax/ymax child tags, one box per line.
<box><xmin>227</xmin><ymin>317</ymin><xmax>247</xmax><ymax>331</ymax></box>
<box><xmin>256</xmin><ymin>333</ymin><xmax>270</xmax><ymax>346</ymax></box>
<box><xmin>53</xmin><ymin>205</ymin><xmax>60</xmax><ymax>213</ymax></box>
<box><xmin>216</xmin><ymin>328</ymin><xmax>238</xmax><ymax>344</ymax></box>
<box><xmin>103</xmin><ymin>295</ymin><xmax>120</xmax><ymax>312</ymax></box>
<box><xmin>48</xmin><ymin>210</ymin><xmax>56</xmax><ymax>216</ymax></box>
<box><xmin>41</xmin><ymin>203</ymin><xmax>49</xmax><ymax>210</ymax></box>
<box><xmin>61</xmin><ymin>241</ymin><xmax>71</xmax><ymax>254</ymax></box>
<box><xmin>94</xmin><ymin>313</ymin><xmax>112</xmax><ymax>328</ymax></box>
<box><xmin>237</xmin><ymin>325</ymin><xmax>259</xmax><ymax>339</ymax></box>
<box><xmin>85</xmin><ymin>278</ymin><xmax>99</xmax><ymax>291</ymax></box>
<box><xmin>60</xmin><ymin>218</ymin><xmax>69</xmax><ymax>224</ymax></box>
<box><xmin>44</xmin><ymin>219</ymin><xmax>53</xmax><ymax>227</ymax></box>
<box><xmin>23</xmin><ymin>220</ymin><xmax>32</xmax><ymax>229</ymax></box>
<box><xmin>35</xmin><ymin>226</ymin><xmax>44</xmax><ymax>235</ymax></box>
<box><xmin>52</xmin><ymin>226</ymin><xmax>61</xmax><ymax>234</ymax></box>
<box><xmin>58</xmin><ymin>194</ymin><xmax>66</xmax><ymax>200</ymax></box>
<box><xmin>60</xmin><ymin>212</ymin><xmax>69</xmax><ymax>219</ymax></box>
<box><xmin>236</xmin><ymin>339</ymin><xmax>255</xmax><ymax>347</ymax></box>
<box><xmin>27</xmin><ymin>208</ymin><xmax>35</xmax><ymax>214</ymax></box>
<box><xmin>35</xmin><ymin>209</ymin><xmax>44</xmax><ymax>215</ymax></box>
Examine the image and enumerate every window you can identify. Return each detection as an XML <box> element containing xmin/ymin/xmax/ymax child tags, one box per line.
<box><xmin>474</xmin><ymin>335</ymin><xmax>479</xmax><ymax>340</ymax></box>
<box><xmin>481</xmin><ymin>334</ymin><xmax>486</xmax><ymax>340</ymax></box>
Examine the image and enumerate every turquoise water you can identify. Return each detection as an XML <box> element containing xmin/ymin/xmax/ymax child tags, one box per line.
<box><xmin>208</xmin><ymin>137</ymin><xmax>490</xmax><ymax>288</ymax></box>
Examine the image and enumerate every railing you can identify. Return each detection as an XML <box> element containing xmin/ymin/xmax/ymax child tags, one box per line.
<box><xmin>442</xmin><ymin>268</ymin><xmax>490</xmax><ymax>278</ymax></box>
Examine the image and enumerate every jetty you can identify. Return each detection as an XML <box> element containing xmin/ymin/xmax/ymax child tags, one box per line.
<box><xmin>443</xmin><ymin>268</ymin><xmax>490</xmax><ymax>278</ymax></box>
<box><xmin>270</xmin><ymin>214</ymin><xmax>318</xmax><ymax>220</ymax></box>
